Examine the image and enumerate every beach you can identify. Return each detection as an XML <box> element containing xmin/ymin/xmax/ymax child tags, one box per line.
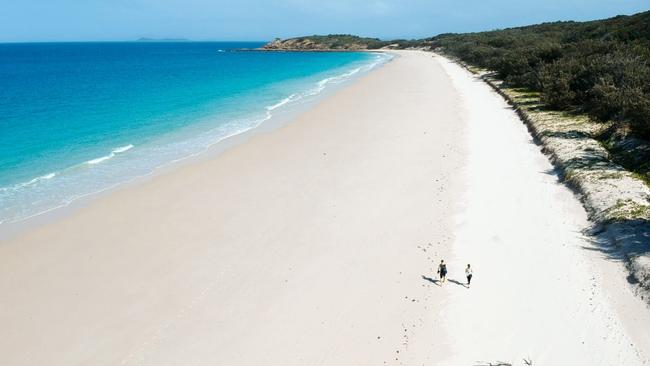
<box><xmin>1</xmin><ymin>50</ymin><xmax>649</xmax><ymax>365</ymax></box>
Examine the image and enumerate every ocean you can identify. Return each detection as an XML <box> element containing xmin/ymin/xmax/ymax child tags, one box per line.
<box><xmin>0</xmin><ymin>42</ymin><xmax>390</xmax><ymax>225</ymax></box>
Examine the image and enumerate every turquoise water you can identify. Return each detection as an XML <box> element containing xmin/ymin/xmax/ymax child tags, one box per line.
<box><xmin>0</xmin><ymin>42</ymin><xmax>390</xmax><ymax>224</ymax></box>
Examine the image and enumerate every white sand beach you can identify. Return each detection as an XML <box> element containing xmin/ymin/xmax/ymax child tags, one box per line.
<box><xmin>1</xmin><ymin>50</ymin><xmax>649</xmax><ymax>365</ymax></box>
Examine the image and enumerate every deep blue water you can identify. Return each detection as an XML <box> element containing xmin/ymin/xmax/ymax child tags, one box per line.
<box><xmin>0</xmin><ymin>42</ymin><xmax>389</xmax><ymax>224</ymax></box>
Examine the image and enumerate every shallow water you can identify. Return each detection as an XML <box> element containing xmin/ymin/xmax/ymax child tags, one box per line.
<box><xmin>0</xmin><ymin>42</ymin><xmax>389</xmax><ymax>224</ymax></box>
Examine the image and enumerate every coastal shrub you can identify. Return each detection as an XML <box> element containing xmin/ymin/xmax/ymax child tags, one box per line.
<box><xmin>429</xmin><ymin>10</ymin><xmax>650</xmax><ymax>138</ymax></box>
<box><xmin>538</xmin><ymin>59</ymin><xmax>578</xmax><ymax>109</ymax></box>
<box><xmin>291</xmin><ymin>34</ymin><xmax>390</xmax><ymax>50</ymax></box>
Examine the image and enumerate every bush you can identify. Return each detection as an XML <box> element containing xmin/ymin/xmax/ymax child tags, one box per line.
<box><xmin>429</xmin><ymin>11</ymin><xmax>650</xmax><ymax>138</ymax></box>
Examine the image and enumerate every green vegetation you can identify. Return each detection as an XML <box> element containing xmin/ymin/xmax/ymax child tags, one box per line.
<box><xmin>292</xmin><ymin>34</ymin><xmax>387</xmax><ymax>49</ymax></box>
<box><xmin>263</xmin><ymin>34</ymin><xmax>425</xmax><ymax>50</ymax></box>
<box><xmin>288</xmin><ymin>35</ymin><xmax>426</xmax><ymax>49</ymax></box>
<box><xmin>605</xmin><ymin>199</ymin><xmax>650</xmax><ymax>221</ymax></box>
<box><xmin>426</xmin><ymin>11</ymin><xmax>650</xmax><ymax>139</ymax></box>
<box><xmin>263</xmin><ymin>34</ymin><xmax>394</xmax><ymax>50</ymax></box>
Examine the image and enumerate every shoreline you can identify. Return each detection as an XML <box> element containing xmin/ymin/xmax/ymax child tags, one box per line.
<box><xmin>0</xmin><ymin>52</ymin><xmax>394</xmax><ymax>241</ymax></box>
<box><xmin>1</xmin><ymin>50</ymin><xmax>648</xmax><ymax>365</ymax></box>
<box><xmin>0</xmin><ymin>50</ymin><xmax>463</xmax><ymax>364</ymax></box>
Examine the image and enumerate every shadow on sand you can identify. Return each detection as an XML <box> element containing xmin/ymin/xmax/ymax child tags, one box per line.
<box><xmin>422</xmin><ymin>275</ymin><xmax>468</xmax><ymax>288</ymax></box>
<box><xmin>582</xmin><ymin>220</ymin><xmax>650</xmax><ymax>289</ymax></box>
<box><xmin>447</xmin><ymin>278</ymin><xmax>469</xmax><ymax>288</ymax></box>
<box><xmin>421</xmin><ymin>275</ymin><xmax>440</xmax><ymax>286</ymax></box>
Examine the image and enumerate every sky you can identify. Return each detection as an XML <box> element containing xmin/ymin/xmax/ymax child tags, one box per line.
<box><xmin>1</xmin><ymin>0</ymin><xmax>648</xmax><ymax>42</ymax></box>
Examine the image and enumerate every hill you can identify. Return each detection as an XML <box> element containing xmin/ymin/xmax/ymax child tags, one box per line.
<box><xmin>262</xmin><ymin>34</ymin><xmax>389</xmax><ymax>50</ymax></box>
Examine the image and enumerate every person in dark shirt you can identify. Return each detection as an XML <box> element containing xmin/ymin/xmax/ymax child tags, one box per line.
<box><xmin>437</xmin><ymin>260</ymin><xmax>447</xmax><ymax>284</ymax></box>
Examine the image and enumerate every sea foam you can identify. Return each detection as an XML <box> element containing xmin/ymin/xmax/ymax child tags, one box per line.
<box><xmin>0</xmin><ymin>172</ymin><xmax>57</xmax><ymax>193</ymax></box>
<box><xmin>86</xmin><ymin>145</ymin><xmax>134</xmax><ymax>165</ymax></box>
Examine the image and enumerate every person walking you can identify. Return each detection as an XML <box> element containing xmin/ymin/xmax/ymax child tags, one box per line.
<box><xmin>465</xmin><ymin>264</ymin><xmax>473</xmax><ymax>288</ymax></box>
<box><xmin>437</xmin><ymin>260</ymin><xmax>447</xmax><ymax>284</ymax></box>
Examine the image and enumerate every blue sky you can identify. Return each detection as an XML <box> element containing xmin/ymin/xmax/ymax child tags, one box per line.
<box><xmin>1</xmin><ymin>0</ymin><xmax>648</xmax><ymax>42</ymax></box>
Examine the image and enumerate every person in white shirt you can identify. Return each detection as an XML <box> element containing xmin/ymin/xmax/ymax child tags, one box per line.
<box><xmin>465</xmin><ymin>264</ymin><xmax>473</xmax><ymax>287</ymax></box>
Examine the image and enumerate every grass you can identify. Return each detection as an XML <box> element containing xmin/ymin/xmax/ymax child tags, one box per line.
<box><xmin>605</xmin><ymin>199</ymin><xmax>650</xmax><ymax>222</ymax></box>
<box><xmin>598</xmin><ymin>172</ymin><xmax>627</xmax><ymax>180</ymax></box>
<box><xmin>633</xmin><ymin>172</ymin><xmax>650</xmax><ymax>187</ymax></box>
<box><xmin>466</xmin><ymin>65</ymin><xmax>488</xmax><ymax>74</ymax></box>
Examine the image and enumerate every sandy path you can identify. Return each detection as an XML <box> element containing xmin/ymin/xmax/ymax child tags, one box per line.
<box><xmin>0</xmin><ymin>51</ymin><xmax>648</xmax><ymax>366</ymax></box>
